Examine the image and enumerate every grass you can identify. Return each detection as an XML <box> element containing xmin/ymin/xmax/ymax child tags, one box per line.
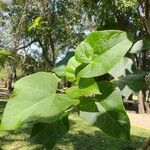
<box><xmin>0</xmin><ymin>104</ymin><xmax>150</xmax><ymax>150</ymax></box>
<box><xmin>131</xmin><ymin>126</ymin><xmax>150</xmax><ymax>138</ymax></box>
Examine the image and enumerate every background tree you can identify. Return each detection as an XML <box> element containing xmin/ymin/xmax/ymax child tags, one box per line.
<box><xmin>1</xmin><ymin>0</ymin><xmax>150</xmax><ymax>112</ymax></box>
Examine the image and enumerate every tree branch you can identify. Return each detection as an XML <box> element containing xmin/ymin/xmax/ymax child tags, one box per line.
<box><xmin>145</xmin><ymin>0</ymin><xmax>150</xmax><ymax>34</ymax></box>
<box><xmin>15</xmin><ymin>39</ymin><xmax>37</xmax><ymax>51</ymax></box>
<box><xmin>37</xmin><ymin>39</ymin><xmax>53</xmax><ymax>67</ymax></box>
<box><xmin>49</xmin><ymin>34</ymin><xmax>55</xmax><ymax>66</ymax></box>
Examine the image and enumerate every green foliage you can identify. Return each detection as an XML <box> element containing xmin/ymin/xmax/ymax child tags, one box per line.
<box><xmin>65</xmin><ymin>30</ymin><xmax>133</xmax><ymax>142</ymax></box>
<box><xmin>74</xmin><ymin>30</ymin><xmax>132</xmax><ymax>78</ymax></box>
<box><xmin>0</xmin><ymin>1</ymin><xmax>7</xmax><ymax>11</ymax></box>
<box><xmin>8</xmin><ymin>0</ymin><xmax>85</xmax><ymax>68</ymax></box>
<box><xmin>0</xmin><ymin>50</ymin><xmax>13</xmax><ymax>67</ymax></box>
<box><xmin>0</xmin><ymin>67</ymin><xmax>8</xmax><ymax>80</ymax></box>
<box><xmin>1</xmin><ymin>30</ymin><xmax>135</xmax><ymax>149</ymax></box>
<box><xmin>28</xmin><ymin>16</ymin><xmax>43</xmax><ymax>31</ymax></box>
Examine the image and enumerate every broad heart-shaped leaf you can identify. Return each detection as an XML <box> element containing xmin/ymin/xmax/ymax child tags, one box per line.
<box><xmin>30</xmin><ymin>114</ymin><xmax>69</xmax><ymax>150</ymax></box>
<box><xmin>130</xmin><ymin>37</ymin><xmax>150</xmax><ymax>53</ymax></box>
<box><xmin>109</xmin><ymin>57</ymin><xmax>133</xmax><ymax>77</ymax></box>
<box><xmin>112</xmin><ymin>70</ymin><xmax>146</xmax><ymax>97</ymax></box>
<box><xmin>79</xmin><ymin>82</ymin><xmax>130</xmax><ymax>140</ymax></box>
<box><xmin>65</xmin><ymin>56</ymin><xmax>80</xmax><ymax>82</ymax></box>
<box><xmin>75</xmin><ymin>30</ymin><xmax>132</xmax><ymax>78</ymax></box>
<box><xmin>1</xmin><ymin>72</ymin><xmax>79</xmax><ymax>130</ymax></box>
<box><xmin>66</xmin><ymin>78</ymin><xmax>100</xmax><ymax>98</ymax></box>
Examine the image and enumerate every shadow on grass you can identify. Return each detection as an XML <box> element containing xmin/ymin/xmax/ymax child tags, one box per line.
<box><xmin>0</xmin><ymin>125</ymin><xmax>44</xmax><ymax>150</ymax></box>
<box><xmin>53</xmin><ymin>118</ymin><xmax>148</xmax><ymax>150</ymax></box>
<box><xmin>0</xmin><ymin>128</ymin><xmax>147</xmax><ymax>150</ymax></box>
<box><xmin>54</xmin><ymin>131</ymin><xmax>147</xmax><ymax>150</ymax></box>
<box><xmin>0</xmin><ymin>106</ymin><xmax>149</xmax><ymax>150</ymax></box>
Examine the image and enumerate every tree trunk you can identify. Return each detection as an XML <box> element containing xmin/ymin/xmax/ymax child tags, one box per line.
<box><xmin>144</xmin><ymin>90</ymin><xmax>150</xmax><ymax>113</ymax></box>
<box><xmin>138</xmin><ymin>90</ymin><xmax>145</xmax><ymax>113</ymax></box>
<box><xmin>145</xmin><ymin>0</ymin><xmax>150</xmax><ymax>34</ymax></box>
<box><xmin>7</xmin><ymin>66</ymin><xmax>13</xmax><ymax>94</ymax></box>
<box><xmin>7</xmin><ymin>62</ymin><xmax>16</xmax><ymax>93</ymax></box>
<box><xmin>145</xmin><ymin>101</ymin><xmax>150</xmax><ymax>113</ymax></box>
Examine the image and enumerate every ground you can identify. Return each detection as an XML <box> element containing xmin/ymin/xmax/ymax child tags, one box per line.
<box><xmin>128</xmin><ymin>112</ymin><xmax>150</xmax><ymax>130</ymax></box>
<box><xmin>0</xmin><ymin>105</ymin><xmax>150</xmax><ymax>150</ymax></box>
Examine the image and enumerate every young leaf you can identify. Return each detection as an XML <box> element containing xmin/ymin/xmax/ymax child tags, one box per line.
<box><xmin>28</xmin><ymin>16</ymin><xmax>42</xmax><ymax>31</ymax></box>
<box><xmin>65</xmin><ymin>56</ymin><xmax>80</xmax><ymax>82</ymax></box>
<box><xmin>1</xmin><ymin>72</ymin><xmax>79</xmax><ymax>130</ymax></box>
<box><xmin>75</xmin><ymin>30</ymin><xmax>132</xmax><ymax>78</ymax></box>
<box><xmin>75</xmin><ymin>41</ymin><xmax>93</xmax><ymax>63</ymax></box>
<box><xmin>30</xmin><ymin>114</ymin><xmax>69</xmax><ymax>150</ymax></box>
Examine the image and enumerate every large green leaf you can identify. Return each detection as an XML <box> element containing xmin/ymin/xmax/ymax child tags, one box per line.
<box><xmin>79</xmin><ymin>82</ymin><xmax>130</xmax><ymax>139</ymax></box>
<box><xmin>75</xmin><ymin>30</ymin><xmax>132</xmax><ymax>78</ymax></box>
<box><xmin>30</xmin><ymin>114</ymin><xmax>69</xmax><ymax>150</ymax></box>
<box><xmin>1</xmin><ymin>72</ymin><xmax>79</xmax><ymax>130</ymax></box>
<box><xmin>65</xmin><ymin>56</ymin><xmax>80</xmax><ymax>82</ymax></box>
<box><xmin>109</xmin><ymin>57</ymin><xmax>133</xmax><ymax>77</ymax></box>
<box><xmin>112</xmin><ymin>71</ymin><xmax>146</xmax><ymax>97</ymax></box>
<box><xmin>66</xmin><ymin>78</ymin><xmax>100</xmax><ymax>98</ymax></box>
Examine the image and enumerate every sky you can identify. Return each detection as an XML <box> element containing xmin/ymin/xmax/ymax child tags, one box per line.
<box><xmin>5</xmin><ymin>0</ymin><xmax>12</xmax><ymax>3</ymax></box>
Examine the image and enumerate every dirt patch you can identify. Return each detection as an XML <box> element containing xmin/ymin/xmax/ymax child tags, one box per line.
<box><xmin>128</xmin><ymin>112</ymin><xmax>150</xmax><ymax>130</ymax></box>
